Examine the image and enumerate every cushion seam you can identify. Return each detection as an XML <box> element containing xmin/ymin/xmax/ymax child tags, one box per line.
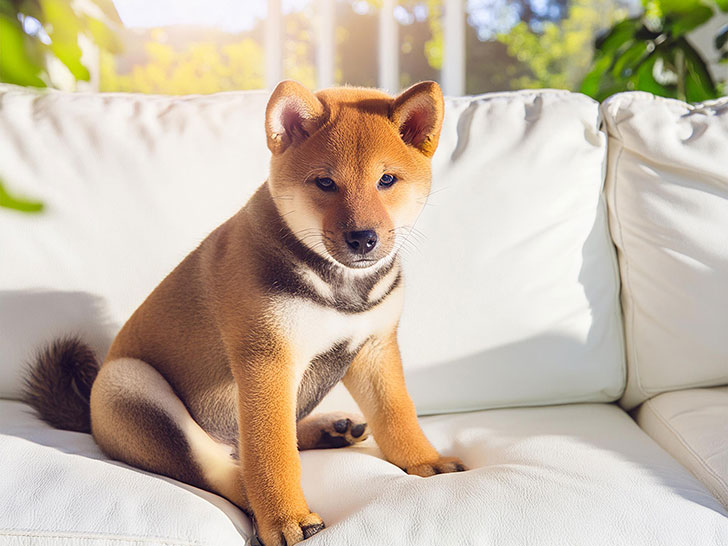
<box><xmin>0</xmin><ymin>529</ymin><xmax>203</xmax><ymax>546</ymax></box>
<box><xmin>642</xmin><ymin>400</ymin><xmax>728</xmax><ymax>505</ymax></box>
<box><xmin>607</xmin><ymin>131</ymin><xmax>648</xmax><ymax>403</ymax></box>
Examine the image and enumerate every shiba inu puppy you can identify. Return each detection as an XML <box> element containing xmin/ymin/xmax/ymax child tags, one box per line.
<box><xmin>24</xmin><ymin>80</ymin><xmax>466</xmax><ymax>546</ymax></box>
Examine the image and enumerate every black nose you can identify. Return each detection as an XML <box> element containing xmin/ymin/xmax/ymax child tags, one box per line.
<box><xmin>345</xmin><ymin>230</ymin><xmax>378</xmax><ymax>254</ymax></box>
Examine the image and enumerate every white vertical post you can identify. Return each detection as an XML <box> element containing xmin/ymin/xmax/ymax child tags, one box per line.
<box><xmin>442</xmin><ymin>0</ymin><xmax>465</xmax><ymax>96</ymax></box>
<box><xmin>317</xmin><ymin>0</ymin><xmax>335</xmax><ymax>88</ymax></box>
<box><xmin>266</xmin><ymin>0</ymin><xmax>283</xmax><ymax>89</ymax></box>
<box><xmin>378</xmin><ymin>0</ymin><xmax>399</xmax><ymax>93</ymax></box>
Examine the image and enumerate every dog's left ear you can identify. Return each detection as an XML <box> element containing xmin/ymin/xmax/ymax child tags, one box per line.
<box><xmin>266</xmin><ymin>80</ymin><xmax>327</xmax><ymax>154</ymax></box>
<box><xmin>390</xmin><ymin>81</ymin><xmax>444</xmax><ymax>157</ymax></box>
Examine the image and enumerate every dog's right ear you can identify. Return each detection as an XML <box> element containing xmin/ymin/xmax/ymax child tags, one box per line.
<box><xmin>266</xmin><ymin>80</ymin><xmax>326</xmax><ymax>155</ymax></box>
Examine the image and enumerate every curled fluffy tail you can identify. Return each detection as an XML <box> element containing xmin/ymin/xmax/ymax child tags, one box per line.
<box><xmin>23</xmin><ymin>336</ymin><xmax>100</xmax><ymax>433</ymax></box>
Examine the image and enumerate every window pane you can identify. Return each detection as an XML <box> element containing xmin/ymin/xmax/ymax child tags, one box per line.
<box><xmin>101</xmin><ymin>0</ymin><xmax>267</xmax><ymax>93</ymax></box>
<box><xmin>398</xmin><ymin>2</ymin><xmax>439</xmax><ymax>90</ymax></box>
<box><xmin>466</xmin><ymin>0</ymin><xmax>640</xmax><ymax>94</ymax></box>
<box><xmin>336</xmin><ymin>0</ymin><xmax>379</xmax><ymax>87</ymax></box>
<box><xmin>283</xmin><ymin>0</ymin><xmax>317</xmax><ymax>88</ymax></box>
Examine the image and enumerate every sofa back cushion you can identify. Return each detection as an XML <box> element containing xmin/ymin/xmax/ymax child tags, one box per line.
<box><xmin>399</xmin><ymin>91</ymin><xmax>624</xmax><ymax>412</ymax></box>
<box><xmin>0</xmin><ymin>85</ymin><xmax>625</xmax><ymax>413</ymax></box>
<box><xmin>602</xmin><ymin>92</ymin><xmax>728</xmax><ymax>410</ymax></box>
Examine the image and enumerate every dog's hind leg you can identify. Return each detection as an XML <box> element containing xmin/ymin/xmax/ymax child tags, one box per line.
<box><xmin>296</xmin><ymin>412</ymin><xmax>369</xmax><ymax>450</ymax></box>
<box><xmin>90</xmin><ymin>357</ymin><xmax>249</xmax><ymax>510</ymax></box>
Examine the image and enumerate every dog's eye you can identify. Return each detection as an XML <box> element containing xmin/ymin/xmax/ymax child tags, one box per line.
<box><xmin>315</xmin><ymin>177</ymin><xmax>337</xmax><ymax>192</ymax></box>
<box><xmin>378</xmin><ymin>174</ymin><xmax>397</xmax><ymax>189</ymax></box>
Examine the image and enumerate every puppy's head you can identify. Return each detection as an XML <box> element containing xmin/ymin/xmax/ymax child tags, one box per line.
<box><xmin>266</xmin><ymin>80</ymin><xmax>443</xmax><ymax>270</ymax></box>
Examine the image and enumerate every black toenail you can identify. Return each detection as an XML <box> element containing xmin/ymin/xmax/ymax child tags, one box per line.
<box><xmin>302</xmin><ymin>522</ymin><xmax>325</xmax><ymax>539</ymax></box>
<box><xmin>350</xmin><ymin>423</ymin><xmax>366</xmax><ymax>438</ymax></box>
<box><xmin>433</xmin><ymin>466</ymin><xmax>443</xmax><ymax>474</ymax></box>
<box><xmin>455</xmin><ymin>463</ymin><xmax>466</xmax><ymax>472</ymax></box>
<box><xmin>333</xmin><ymin>419</ymin><xmax>349</xmax><ymax>433</ymax></box>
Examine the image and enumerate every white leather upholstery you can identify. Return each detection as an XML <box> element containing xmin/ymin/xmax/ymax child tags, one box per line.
<box><xmin>2</xmin><ymin>83</ymin><xmax>726</xmax><ymax>544</ymax></box>
<box><xmin>0</xmin><ymin>85</ymin><xmax>625</xmax><ymax>413</ymax></box>
<box><xmin>0</xmin><ymin>400</ymin><xmax>253</xmax><ymax>546</ymax></box>
<box><xmin>635</xmin><ymin>387</ymin><xmax>728</xmax><ymax>510</ymax></box>
<box><xmin>601</xmin><ymin>92</ymin><xmax>728</xmax><ymax>409</ymax></box>
<box><xmin>0</xmin><ymin>87</ymin><xmax>271</xmax><ymax>400</ymax></box>
<box><xmin>400</xmin><ymin>90</ymin><xmax>623</xmax><ymax>413</ymax></box>
<box><xmin>2</xmin><ymin>399</ymin><xmax>726</xmax><ymax>545</ymax></box>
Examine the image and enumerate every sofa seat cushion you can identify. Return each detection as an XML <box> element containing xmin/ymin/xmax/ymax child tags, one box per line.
<box><xmin>0</xmin><ymin>401</ymin><xmax>253</xmax><ymax>546</ymax></box>
<box><xmin>635</xmin><ymin>387</ymin><xmax>728</xmax><ymax>509</ymax></box>
<box><xmin>2</xmin><ymin>400</ymin><xmax>726</xmax><ymax>546</ymax></box>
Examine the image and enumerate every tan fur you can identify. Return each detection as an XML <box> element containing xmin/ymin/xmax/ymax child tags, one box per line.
<box><xmin>80</xmin><ymin>81</ymin><xmax>465</xmax><ymax>546</ymax></box>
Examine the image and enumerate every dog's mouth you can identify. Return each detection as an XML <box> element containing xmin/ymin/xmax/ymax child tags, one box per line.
<box><xmin>350</xmin><ymin>258</ymin><xmax>379</xmax><ymax>268</ymax></box>
<box><xmin>322</xmin><ymin>246</ymin><xmax>390</xmax><ymax>270</ymax></box>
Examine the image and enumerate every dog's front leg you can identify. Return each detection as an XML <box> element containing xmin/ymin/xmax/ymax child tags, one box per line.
<box><xmin>343</xmin><ymin>332</ymin><xmax>467</xmax><ymax>477</ymax></box>
<box><xmin>233</xmin><ymin>345</ymin><xmax>324</xmax><ymax>546</ymax></box>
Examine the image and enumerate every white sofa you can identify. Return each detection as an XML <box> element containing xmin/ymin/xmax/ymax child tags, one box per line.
<box><xmin>0</xmin><ymin>84</ymin><xmax>726</xmax><ymax>545</ymax></box>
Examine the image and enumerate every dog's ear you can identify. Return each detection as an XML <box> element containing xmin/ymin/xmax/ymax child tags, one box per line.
<box><xmin>266</xmin><ymin>80</ymin><xmax>326</xmax><ymax>154</ymax></box>
<box><xmin>390</xmin><ymin>81</ymin><xmax>444</xmax><ymax>157</ymax></box>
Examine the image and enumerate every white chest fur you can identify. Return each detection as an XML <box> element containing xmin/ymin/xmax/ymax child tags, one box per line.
<box><xmin>272</xmin><ymin>283</ymin><xmax>404</xmax><ymax>387</ymax></box>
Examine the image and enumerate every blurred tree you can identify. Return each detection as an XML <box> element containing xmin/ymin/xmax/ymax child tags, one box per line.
<box><xmin>100</xmin><ymin>33</ymin><xmax>265</xmax><ymax>94</ymax></box>
<box><xmin>497</xmin><ymin>0</ymin><xmax>629</xmax><ymax>90</ymax></box>
<box><xmin>468</xmin><ymin>0</ymin><xmax>570</xmax><ymax>37</ymax></box>
<box><xmin>336</xmin><ymin>1</ymin><xmax>379</xmax><ymax>87</ymax></box>
<box><xmin>466</xmin><ymin>28</ymin><xmax>531</xmax><ymax>93</ymax></box>
<box><xmin>398</xmin><ymin>3</ymin><xmax>439</xmax><ymax>88</ymax></box>
<box><xmin>100</xmin><ymin>8</ymin><xmax>323</xmax><ymax>94</ymax></box>
<box><xmin>283</xmin><ymin>5</ymin><xmax>317</xmax><ymax>88</ymax></box>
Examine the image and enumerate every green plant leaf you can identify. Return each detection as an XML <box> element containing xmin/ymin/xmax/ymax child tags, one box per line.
<box><xmin>595</xmin><ymin>18</ymin><xmax>642</xmax><ymax>55</ymax></box>
<box><xmin>0</xmin><ymin>179</ymin><xmax>44</xmax><ymax>213</ymax></box>
<box><xmin>580</xmin><ymin>55</ymin><xmax>613</xmax><ymax>98</ymax></box>
<box><xmin>42</xmin><ymin>0</ymin><xmax>91</xmax><ymax>81</ymax></box>
<box><xmin>612</xmin><ymin>41</ymin><xmax>650</xmax><ymax>79</ymax></box>
<box><xmin>635</xmin><ymin>53</ymin><xmax>674</xmax><ymax>96</ymax></box>
<box><xmin>677</xmin><ymin>37</ymin><xmax>719</xmax><ymax>101</ymax></box>
<box><xmin>0</xmin><ymin>13</ymin><xmax>46</xmax><ymax>86</ymax></box>
<box><xmin>715</xmin><ymin>0</ymin><xmax>728</xmax><ymax>12</ymax></box>
<box><xmin>656</xmin><ymin>0</ymin><xmax>708</xmax><ymax>14</ymax></box>
<box><xmin>50</xmin><ymin>41</ymin><xmax>91</xmax><ymax>80</ymax></box>
<box><xmin>665</xmin><ymin>6</ymin><xmax>713</xmax><ymax>37</ymax></box>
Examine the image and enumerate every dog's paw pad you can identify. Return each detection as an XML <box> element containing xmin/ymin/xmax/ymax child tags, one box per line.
<box><xmin>296</xmin><ymin>513</ymin><xmax>325</xmax><ymax>542</ymax></box>
<box><xmin>350</xmin><ymin>423</ymin><xmax>366</xmax><ymax>438</ymax></box>
<box><xmin>301</xmin><ymin>521</ymin><xmax>325</xmax><ymax>539</ymax></box>
<box><xmin>332</xmin><ymin>418</ymin><xmax>349</xmax><ymax>434</ymax></box>
<box><xmin>318</xmin><ymin>414</ymin><xmax>369</xmax><ymax>448</ymax></box>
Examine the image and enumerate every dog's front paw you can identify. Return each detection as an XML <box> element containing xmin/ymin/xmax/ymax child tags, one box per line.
<box><xmin>405</xmin><ymin>456</ymin><xmax>467</xmax><ymax>477</ymax></box>
<box><xmin>258</xmin><ymin>512</ymin><xmax>324</xmax><ymax>546</ymax></box>
<box><xmin>297</xmin><ymin>412</ymin><xmax>369</xmax><ymax>450</ymax></box>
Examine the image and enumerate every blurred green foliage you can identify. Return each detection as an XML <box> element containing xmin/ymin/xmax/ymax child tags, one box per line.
<box><xmin>0</xmin><ymin>0</ymin><xmax>121</xmax><ymax>86</ymax></box>
<box><xmin>0</xmin><ymin>177</ymin><xmax>44</xmax><ymax>213</ymax></box>
<box><xmin>581</xmin><ymin>0</ymin><xmax>728</xmax><ymax>101</ymax></box>
<box><xmin>0</xmin><ymin>0</ymin><xmax>120</xmax><ymax>212</ymax></box>
<box><xmin>498</xmin><ymin>0</ymin><xmax>628</xmax><ymax>91</ymax></box>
